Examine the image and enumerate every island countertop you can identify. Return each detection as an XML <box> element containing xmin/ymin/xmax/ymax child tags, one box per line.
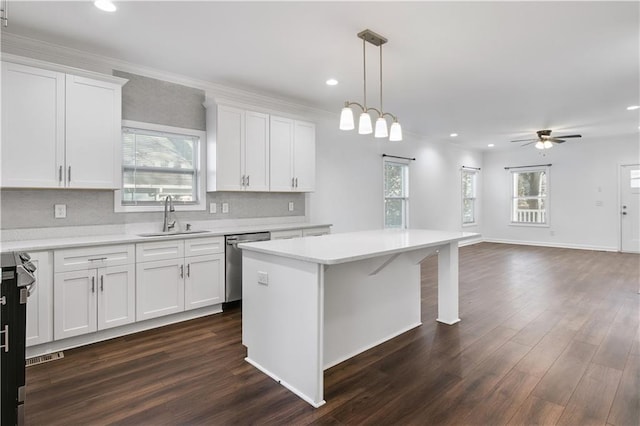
<box><xmin>238</xmin><ymin>228</ymin><xmax>479</xmax><ymax>265</ymax></box>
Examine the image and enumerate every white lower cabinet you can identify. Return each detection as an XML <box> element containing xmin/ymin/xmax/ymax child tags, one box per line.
<box><xmin>53</xmin><ymin>245</ymin><xmax>135</xmax><ymax>340</ymax></box>
<box><xmin>136</xmin><ymin>258</ymin><xmax>185</xmax><ymax>321</ymax></box>
<box><xmin>136</xmin><ymin>237</ymin><xmax>225</xmax><ymax>321</ymax></box>
<box><xmin>26</xmin><ymin>251</ymin><xmax>53</xmax><ymax>347</ymax></box>
<box><xmin>271</xmin><ymin>226</ymin><xmax>331</xmax><ymax>240</ymax></box>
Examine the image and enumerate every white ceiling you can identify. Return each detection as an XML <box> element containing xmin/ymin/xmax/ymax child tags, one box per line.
<box><xmin>3</xmin><ymin>1</ymin><xmax>639</xmax><ymax>150</ymax></box>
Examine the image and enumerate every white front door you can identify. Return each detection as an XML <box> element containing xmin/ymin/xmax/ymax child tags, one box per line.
<box><xmin>620</xmin><ymin>164</ymin><xmax>640</xmax><ymax>253</ymax></box>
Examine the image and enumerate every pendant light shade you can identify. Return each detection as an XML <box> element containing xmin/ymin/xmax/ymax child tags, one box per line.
<box><xmin>358</xmin><ymin>112</ymin><xmax>373</xmax><ymax>135</ymax></box>
<box><xmin>339</xmin><ymin>106</ymin><xmax>355</xmax><ymax>130</ymax></box>
<box><xmin>339</xmin><ymin>29</ymin><xmax>401</xmax><ymax>142</ymax></box>
<box><xmin>535</xmin><ymin>141</ymin><xmax>545</xmax><ymax>150</ymax></box>
<box><xmin>374</xmin><ymin>117</ymin><xmax>388</xmax><ymax>138</ymax></box>
<box><xmin>543</xmin><ymin>140</ymin><xmax>553</xmax><ymax>149</ymax></box>
<box><xmin>389</xmin><ymin>121</ymin><xmax>403</xmax><ymax>141</ymax></box>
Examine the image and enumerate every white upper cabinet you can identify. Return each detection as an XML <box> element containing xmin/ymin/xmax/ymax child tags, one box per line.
<box><xmin>211</xmin><ymin>105</ymin><xmax>269</xmax><ymax>191</ymax></box>
<box><xmin>65</xmin><ymin>74</ymin><xmax>122</xmax><ymax>189</ymax></box>
<box><xmin>1</xmin><ymin>60</ymin><xmax>125</xmax><ymax>189</ymax></box>
<box><xmin>270</xmin><ymin>116</ymin><xmax>316</xmax><ymax>192</ymax></box>
<box><xmin>1</xmin><ymin>62</ymin><xmax>65</xmax><ymax>188</ymax></box>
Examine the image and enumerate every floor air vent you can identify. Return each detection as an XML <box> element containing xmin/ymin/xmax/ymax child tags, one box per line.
<box><xmin>26</xmin><ymin>351</ymin><xmax>64</xmax><ymax>367</ymax></box>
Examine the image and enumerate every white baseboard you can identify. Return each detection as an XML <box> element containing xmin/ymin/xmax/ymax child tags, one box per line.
<box><xmin>482</xmin><ymin>238</ymin><xmax>618</xmax><ymax>252</ymax></box>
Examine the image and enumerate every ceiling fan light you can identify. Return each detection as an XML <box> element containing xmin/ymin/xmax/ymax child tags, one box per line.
<box><xmin>535</xmin><ymin>141</ymin><xmax>545</xmax><ymax>150</ymax></box>
<box><xmin>358</xmin><ymin>112</ymin><xmax>373</xmax><ymax>135</ymax></box>
<box><xmin>543</xmin><ymin>140</ymin><xmax>553</xmax><ymax>149</ymax></box>
<box><xmin>389</xmin><ymin>121</ymin><xmax>403</xmax><ymax>141</ymax></box>
<box><xmin>339</xmin><ymin>107</ymin><xmax>355</xmax><ymax>130</ymax></box>
<box><xmin>94</xmin><ymin>0</ymin><xmax>117</xmax><ymax>12</ymax></box>
<box><xmin>374</xmin><ymin>117</ymin><xmax>388</xmax><ymax>138</ymax></box>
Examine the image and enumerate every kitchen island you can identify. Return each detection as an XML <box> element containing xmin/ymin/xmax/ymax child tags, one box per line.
<box><xmin>239</xmin><ymin>228</ymin><xmax>479</xmax><ymax>408</ymax></box>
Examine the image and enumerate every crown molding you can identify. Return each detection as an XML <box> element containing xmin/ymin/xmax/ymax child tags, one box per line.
<box><xmin>1</xmin><ymin>32</ymin><xmax>334</xmax><ymax>119</ymax></box>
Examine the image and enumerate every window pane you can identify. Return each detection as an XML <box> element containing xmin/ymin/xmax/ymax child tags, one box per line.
<box><xmin>514</xmin><ymin>171</ymin><xmax>546</xmax><ymax>197</ymax></box>
<box><xmin>123</xmin><ymin>129</ymin><xmax>195</xmax><ymax>169</ymax></box>
<box><xmin>384</xmin><ymin>163</ymin><xmax>406</xmax><ymax>197</ymax></box>
<box><xmin>463</xmin><ymin>199</ymin><xmax>475</xmax><ymax>223</ymax></box>
<box><xmin>385</xmin><ymin>199</ymin><xmax>404</xmax><ymax>228</ymax></box>
<box><xmin>122</xmin><ymin>170</ymin><xmax>196</xmax><ymax>203</ymax></box>
<box><xmin>512</xmin><ymin>198</ymin><xmax>547</xmax><ymax>223</ymax></box>
<box><xmin>462</xmin><ymin>172</ymin><xmax>475</xmax><ymax>198</ymax></box>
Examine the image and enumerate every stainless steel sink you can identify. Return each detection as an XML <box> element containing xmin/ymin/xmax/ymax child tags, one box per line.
<box><xmin>137</xmin><ymin>230</ymin><xmax>213</xmax><ymax>237</ymax></box>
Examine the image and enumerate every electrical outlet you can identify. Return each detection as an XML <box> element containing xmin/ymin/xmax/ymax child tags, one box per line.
<box><xmin>222</xmin><ymin>202</ymin><xmax>229</xmax><ymax>213</ymax></box>
<box><xmin>54</xmin><ymin>204</ymin><xmax>67</xmax><ymax>219</ymax></box>
<box><xmin>257</xmin><ymin>271</ymin><xmax>269</xmax><ymax>285</ymax></box>
<box><xmin>209</xmin><ymin>202</ymin><xmax>217</xmax><ymax>213</ymax></box>
<box><xmin>288</xmin><ymin>201</ymin><xmax>294</xmax><ymax>212</ymax></box>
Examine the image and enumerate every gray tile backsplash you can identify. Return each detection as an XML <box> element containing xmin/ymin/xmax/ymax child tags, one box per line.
<box><xmin>1</xmin><ymin>189</ymin><xmax>305</xmax><ymax>229</ymax></box>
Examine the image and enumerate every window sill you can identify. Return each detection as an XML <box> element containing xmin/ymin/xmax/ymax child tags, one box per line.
<box><xmin>114</xmin><ymin>200</ymin><xmax>206</xmax><ymax>213</ymax></box>
<box><xmin>509</xmin><ymin>222</ymin><xmax>550</xmax><ymax>228</ymax></box>
<box><xmin>462</xmin><ymin>222</ymin><xmax>477</xmax><ymax>227</ymax></box>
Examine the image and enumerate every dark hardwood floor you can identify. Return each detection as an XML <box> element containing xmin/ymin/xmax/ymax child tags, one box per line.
<box><xmin>25</xmin><ymin>243</ymin><xmax>640</xmax><ymax>425</ymax></box>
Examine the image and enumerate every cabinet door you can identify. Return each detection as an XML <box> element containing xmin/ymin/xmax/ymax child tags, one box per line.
<box><xmin>65</xmin><ymin>74</ymin><xmax>121</xmax><ymax>189</ymax></box>
<box><xmin>26</xmin><ymin>251</ymin><xmax>53</xmax><ymax>347</ymax></box>
<box><xmin>216</xmin><ymin>105</ymin><xmax>244</xmax><ymax>191</ymax></box>
<box><xmin>270</xmin><ymin>229</ymin><xmax>303</xmax><ymax>240</ymax></box>
<box><xmin>244</xmin><ymin>111</ymin><xmax>270</xmax><ymax>191</ymax></box>
<box><xmin>185</xmin><ymin>254</ymin><xmax>225</xmax><ymax>310</ymax></box>
<box><xmin>293</xmin><ymin>120</ymin><xmax>316</xmax><ymax>192</ymax></box>
<box><xmin>1</xmin><ymin>62</ymin><xmax>65</xmax><ymax>188</ymax></box>
<box><xmin>269</xmin><ymin>116</ymin><xmax>294</xmax><ymax>191</ymax></box>
<box><xmin>54</xmin><ymin>270</ymin><xmax>97</xmax><ymax>340</ymax></box>
<box><xmin>97</xmin><ymin>265</ymin><xmax>135</xmax><ymax>330</ymax></box>
<box><xmin>136</xmin><ymin>259</ymin><xmax>185</xmax><ymax>321</ymax></box>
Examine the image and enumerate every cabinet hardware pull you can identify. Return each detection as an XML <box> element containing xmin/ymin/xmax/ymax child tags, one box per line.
<box><xmin>100</xmin><ymin>275</ymin><xmax>104</xmax><ymax>292</ymax></box>
<box><xmin>247</xmin><ymin>175</ymin><xmax>250</xmax><ymax>186</ymax></box>
<box><xmin>91</xmin><ymin>276</ymin><xmax>95</xmax><ymax>293</ymax></box>
<box><xmin>180</xmin><ymin>264</ymin><xmax>184</xmax><ymax>278</ymax></box>
<box><xmin>58</xmin><ymin>166</ymin><xmax>63</xmax><ymax>183</ymax></box>
<box><xmin>291</xmin><ymin>177</ymin><xmax>295</xmax><ymax>188</ymax></box>
<box><xmin>187</xmin><ymin>264</ymin><xmax>190</xmax><ymax>277</ymax></box>
<box><xmin>241</xmin><ymin>175</ymin><xmax>245</xmax><ymax>186</ymax></box>
<box><xmin>295</xmin><ymin>177</ymin><xmax>298</xmax><ymax>188</ymax></box>
<box><xmin>68</xmin><ymin>166</ymin><xmax>71</xmax><ymax>183</ymax></box>
<box><xmin>88</xmin><ymin>257</ymin><xmax>107</xmax><ymax>262</ymax></box>
<box><xmin>0</xmin><ymin>325</ymin><xmax>9</xmax><ymax>353</ymax></box>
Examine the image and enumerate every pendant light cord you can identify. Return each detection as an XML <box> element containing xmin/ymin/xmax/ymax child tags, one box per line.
<box><xmin>363</xmin><ymin>37</ymin><xmax>367</xmax><ymax>109</ymax></box>
<box><xmin>379</xmin><ymin>45</ymin><xmax>383</xmax><ymax>113</ymax></box>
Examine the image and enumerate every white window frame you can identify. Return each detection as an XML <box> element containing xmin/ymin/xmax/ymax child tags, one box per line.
<box><xmin>510</xmin><ymin>166</ymin><xmax>550</xmax><ymax>227</ymax></box>
<box><xmin>114</xmin><ymin>120</ymin><xmax>206</xmax><ymax>213</ymax></box>
<box><xmin>383</xmin><ymin>158</ymin><xmax>410</xmax><ymax>229</ymax></box>
<box><xmin>461</xmin><ymin>169</ymin><xmax>478</xmax><ymax>226</ymax></box>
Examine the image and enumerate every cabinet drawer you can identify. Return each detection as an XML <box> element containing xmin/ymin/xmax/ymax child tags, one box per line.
<box><xmin>185</xmin><ymin>237</ymin><xmax>224</xmax><ymax>257</ymax></box>
<box><xmin>55</xmin><ymin>244</ymin><xmax>134</xmax><ymax>272</ymax></box>
<box><xmin>270</xmin><ymin>229</ymin><xmax>303</xmax><ymax>240</ymax></box>
<box><xmin>136</xmin><ymin>240</ymin><xmax>184</xmax><ymax>263</ymax></box>
<box><xmin>302</xmin><ymin>227</ymin><xmax>330</xmax><ymax>237</ymax></box>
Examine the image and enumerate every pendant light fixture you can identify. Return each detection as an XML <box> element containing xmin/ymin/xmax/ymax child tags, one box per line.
<box><xmin>339</xmin><ymin>29</ymin><xmax>402</xmax><ymax>141</ymax></box>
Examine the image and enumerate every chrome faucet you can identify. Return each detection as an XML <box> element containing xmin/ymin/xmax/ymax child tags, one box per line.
<box><xmin>163</xmin><ymin>195</ymin><xmax>176</xmax><ymax>232</ymax></box>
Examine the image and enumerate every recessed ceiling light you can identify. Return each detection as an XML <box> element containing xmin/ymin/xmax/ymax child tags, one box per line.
<box><xmin>627</xmin><ymin>105</ymin><xmax>639</xmax><ymax>110</ymax></box>
<box><xmin>326</xmin><ymin>79</ymin><xmax>338</xmax><ymax>86</ymax></box>
<box><xmin>487</xmin><ymin>143</ymin><xmax>495</xmax><ymax>147</ymax></box>
<box><xmin>449</xmin><ymin>133</ymin><xmax>458</xmax><ymax>137</ymax></box>
<box><xmin>94</xmin><ymin>0</ymin><xmax>116</xmax><ymax>12</ymax></box>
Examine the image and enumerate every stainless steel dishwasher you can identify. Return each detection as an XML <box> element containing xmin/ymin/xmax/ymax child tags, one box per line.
<box><xmin>225</xmin><ymin>232</ymin><xmax>271</xmax><ymax>302</ymax></box>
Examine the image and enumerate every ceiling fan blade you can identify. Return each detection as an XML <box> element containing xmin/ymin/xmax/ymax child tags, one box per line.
<box><xmin>548</xmin><ymin>138</ymin><xmax>565</xmax><ymax>143</ymax></box>
<box><xmin>553</xmin><ymin>134</ymin><xmax>581</xmax><ymax>139</ymax></box>
<box><xmin>511</xmin><ymin>138</ymin><xmax>538</xmax><ymax>143</ymax></box>
<box><xmin>521</xmin><ymin>141</ymin><xmax>537</xmax><ymax>147</ymax></box>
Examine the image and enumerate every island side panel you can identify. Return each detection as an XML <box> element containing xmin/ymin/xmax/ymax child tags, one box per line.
<box><xmin>436</xmin><ymin>241</ymin><xmax>460</xmax><ymax>325</ymax></box>
<box><xmin>242</xmin><ymin>250</ymin><xmax>325</xmax><ymax>407</ymax></box>
<box><xmin>323</xmin><ymin>252</ymin><xmax>422</xmax><ymax>369</ymax></box>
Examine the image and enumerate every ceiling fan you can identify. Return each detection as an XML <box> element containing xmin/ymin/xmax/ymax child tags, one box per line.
<box><xmin>511</xmin><ymin>129</ymin><xmax>582</xmax><ymax>149</ymax></box>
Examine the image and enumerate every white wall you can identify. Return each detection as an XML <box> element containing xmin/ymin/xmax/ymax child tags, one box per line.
<box><xmin>482</xmin><ymin>134</ymin><xmax>640</xmax><ymax>251</ymax></box>
<box><xmin>310</xmin><ymin>114</ymin><xmax>483</xmax><ymax>234</ymax></box>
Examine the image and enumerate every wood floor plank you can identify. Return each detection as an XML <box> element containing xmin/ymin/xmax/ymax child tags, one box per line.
<box><xmin>23</xmin><ymin>243</ymin><xmax>640</xmax><ymax>425</ymax></box>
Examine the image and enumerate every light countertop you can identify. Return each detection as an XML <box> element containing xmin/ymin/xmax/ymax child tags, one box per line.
<box><xmin>238</xmin><ymin>228</ymin><xmax>480</xmax><ymax>265</ymax></box>
<box><xmin>1</xmin><ymin>223</ymin><xmax>332</xmax><ymax>253</ymax></box>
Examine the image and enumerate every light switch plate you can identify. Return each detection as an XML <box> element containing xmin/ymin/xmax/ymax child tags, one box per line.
<box><xmin>209</xmin><ymin>202</ymin><xmax>217</xmax><ymax>213</ymax></box>
<box><xmin>54</xmin><ymin>204</ymin><xmax>67</xmax><ymax>219</ymax></box>
<box><xmin>288</xmin><ymin>201</ymin><xmax>294</xmax><ymax>212</ymax></box>
<box><xmin>222</xmin><ymin>202</ymin><xmax>229</xmax><ymax>213</ymax></box>
<box><xmin>257</xmin><ymin>271</ymin><xmax>269</xmax><ymax>285</ymax></box>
